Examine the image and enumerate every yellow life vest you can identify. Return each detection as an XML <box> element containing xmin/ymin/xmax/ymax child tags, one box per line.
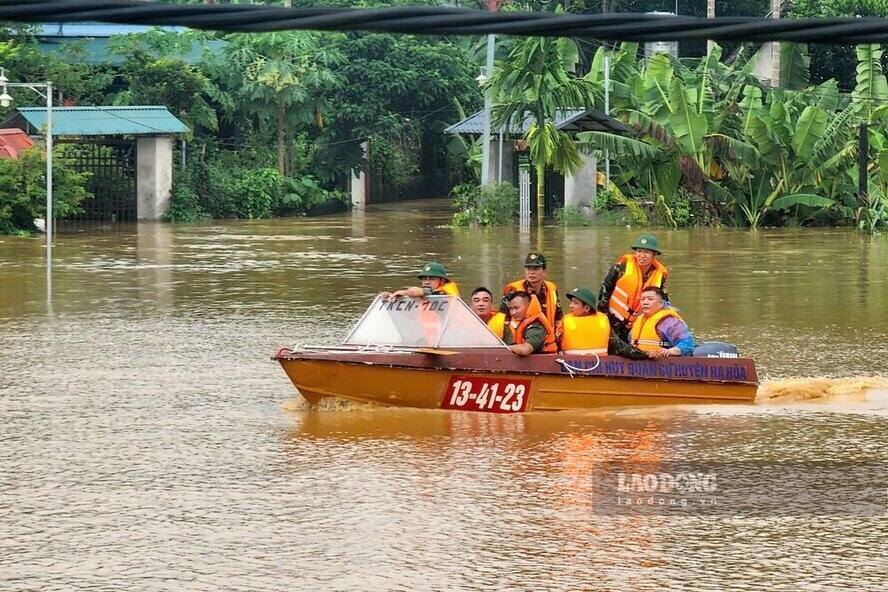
<box><xmin>561</xmin><ymin>313</ymin><xmax>610</xmax><ymax>355</ymax></box>
<box><xmin>630</xmin><ymin>308</ymin><xmax>683</xmax><ymax>352</ymax></box>
<box><xmin>437</xmin><ymin>281</ymin><xmax>460</xmax><ymax>297</ymax></box>
<box><xmin>504</xmin><ymin>279</ymin><xmax>559</xmax><ymax>328</ymax></box>
<box><xmin>486</xmin><ymin>312</ymin><xmax>506</xmax><ymax>340</ymax></box>
<box><xmin>608</xmin><ymin>254</ymin><xmax>668</xmax><ymax>324</ymax></box>
<box><xmin>510</xmin><ymin>295</ymin><xmax>557</xmax><ymax>353</ymax></box>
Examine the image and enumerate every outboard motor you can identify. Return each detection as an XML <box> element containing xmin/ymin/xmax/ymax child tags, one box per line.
<box><xmin>693</xmin><ymin>341</ymin><xmax>739</xmax><ymax>358</ymax></box>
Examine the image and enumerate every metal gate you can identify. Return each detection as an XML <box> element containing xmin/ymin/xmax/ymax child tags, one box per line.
<box><xmin>60</xmin><ymin>140</ymin><xmax>136</xmax><ymax>221</ymax></box>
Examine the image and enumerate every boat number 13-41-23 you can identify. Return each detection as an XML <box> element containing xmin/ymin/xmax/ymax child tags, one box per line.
<box><xmin>440</xmin><ymin>376</ymin><xmax>531</xmax><ymax>413</ymax></box>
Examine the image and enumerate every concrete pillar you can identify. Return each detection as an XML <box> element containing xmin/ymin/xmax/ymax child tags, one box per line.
<box><xmin>564</xmin><ymin>151</ymin><xmax>597</xmax><ymax>216</ymax></box>
<box><xmin>518</xmin><ymin>160</ymin><xmax>531</xmax><ymax>238</ymax></box>
<box><xmin>753</xmin><ymin>43</ymin><xmax>779</xmax><ymax>87</ymax></box>
<box><xmin>492</xmin><ymin>137</ymin><xmax>515</xmax><ymax>185</ymax></box>
<box><xmin>136</xmin><ymin>136</ymin><xmax>173</xmax><ymax>220</ymax></box>
<box><xmin>350</xmin><ymin>140</ymin><xmax>369</xmax><ymax>209</ymax></box>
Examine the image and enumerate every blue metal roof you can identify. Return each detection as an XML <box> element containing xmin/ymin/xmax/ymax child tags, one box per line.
<box><xmin>36</xmin><ymin>22</ymin><xmax>189</xmax><ymax>37</ymax></box>
<box><xmin>35</xmin><ymin>22</ymin><xmax>226</xmax><ymax>65</ymax></box>
<box><xmin>6</xmin><ymin>106</ymin><xmax>190</xmax><ymax>137</ymax></box>
<box><xmin>445</xmin><ymin>108</ymin><xmax>631</xmax><ymax>135</ymax></box>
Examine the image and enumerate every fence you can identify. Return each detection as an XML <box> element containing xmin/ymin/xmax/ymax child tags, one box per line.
<box><xmin>59</xmin><ymin>139</ymin><xmax>137</xmax><ymax>221</ymax></box>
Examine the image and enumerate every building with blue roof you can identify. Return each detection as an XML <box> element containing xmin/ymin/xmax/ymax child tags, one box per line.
<box><xmin>1</xmin><ymin>106</ymin><xmax>191</xmax><ymax>221</ymax></box>
<box><xmin>36</xmin><ymin>22</ymin><xmax>225</xmax><ymax>65</ymax></box>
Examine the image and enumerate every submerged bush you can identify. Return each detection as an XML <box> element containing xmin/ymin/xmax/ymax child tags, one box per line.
<box><xmin>554</xmin><ymin>205</ymin><xmax>592</xmax><ymax>226</ymax></box>
<box><xmin>0</xmin><ymin>148</ymin><xmax>92</xmax><ymax>235</ymax></box>
<box><xmin>451</xmin><ymin>182</ymin><xmax>519</xmax><ymax>227</ymax></box>
<box><xmin>168</xmin><ymin>148</ymin><xmax>348</xmax><ymax>222</ymax></box>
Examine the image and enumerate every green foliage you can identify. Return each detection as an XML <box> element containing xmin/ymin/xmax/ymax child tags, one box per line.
<box><xmin>0</xmin><ymin>148</ymin><xmax>91</xmax><ymax>234</ymax></box>
<box><xmin>166</xmin><ymin>182</ymin><xmax>206</xmax><ymax>223</ymax></box>
<box><xmin>315</xmin><ymin>33</ymin><xmax>477</xmax><ymax>185</ymax></box>
<box><xmin>108</xmin><ymin>33</ymin><xmax>216</xmax><ymax>132</ymax></box>
<box><xmin>451</xmin><ymin>182</ymin><xmax>519</xmax><ymax>227</ymax></box>
<box><xmin>789</xmin><ymin>1</ymin><xmax>888</xmax><ymax>90</ymax></box>
<box><xmin>577</xmin><ymin>41</ymin><xmax>888</xmax><ymax>230</ymax></box>
<box><xmin>854</xmin><ymin>44</ymin><xmax>888</xmax><ymax>123</ymax></box>
<box><xmin>553</xmin><ymin>205</ymin><xmax>591</xmax><ymax>226</ymax></box>
<box><xmin>2</xmin><ymin>20</ymin><xmax>476</xmax><ymax>225</ymax></box>
<box><xmin>167</xmin><ymin>142</ymin><xmax>346</xmax><ymax>222</ymax></box>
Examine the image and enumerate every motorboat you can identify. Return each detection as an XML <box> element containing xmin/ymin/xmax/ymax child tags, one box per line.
<box><xmin>275</xmin><ymin>296</ymin><xmax>758</xmax><ymax>412</ymax></box>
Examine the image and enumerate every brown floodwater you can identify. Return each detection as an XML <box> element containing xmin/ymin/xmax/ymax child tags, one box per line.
<box><xmin>1</xmin><ymin>199</ymin><xmax>886</xmax><ymax>591</ymax></box>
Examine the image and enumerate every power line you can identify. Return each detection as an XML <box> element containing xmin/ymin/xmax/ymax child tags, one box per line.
<box><xmin>4</xmin><ymin>1</ymin><xmax>888</xmax><ymax>44</ymax></box>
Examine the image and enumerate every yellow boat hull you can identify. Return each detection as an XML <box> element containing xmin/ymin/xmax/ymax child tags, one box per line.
<box><xmin>276</xmin><ymin>350</ymin><xmax>758</xmax><ymax>411</ymax></box>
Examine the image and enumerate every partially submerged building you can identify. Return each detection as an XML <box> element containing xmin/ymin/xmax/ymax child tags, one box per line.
<box><xmin>445</xmin><ymin>108</ymin><xmax>632</xmax><ymax>215</ymax></box>
<box><xmin>1</xmin><ymin>106</ymin><xmax>190</xmax><ymax>221</ymax></box>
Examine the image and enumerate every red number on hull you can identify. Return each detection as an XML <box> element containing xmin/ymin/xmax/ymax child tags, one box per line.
<box><xmin>441</xmin><ymin>375</ymin><xmax>531</xmax><ymax>413</ymax></box>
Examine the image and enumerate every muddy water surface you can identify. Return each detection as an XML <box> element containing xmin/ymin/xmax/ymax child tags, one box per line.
<box><xmin>1</xmin><ymin>200</ymin><xmax>886</xmax><ymax>591</ymax></box>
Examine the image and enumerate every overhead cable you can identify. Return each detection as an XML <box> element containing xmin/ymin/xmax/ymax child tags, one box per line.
<box><xmin>3</xmin><ymin>1</ymin><xmax>888</xmax><ymax>44</ymax></box>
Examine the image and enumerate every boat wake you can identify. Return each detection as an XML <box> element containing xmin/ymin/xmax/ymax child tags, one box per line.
<box><xmin>282</xmin><ymin>396</ymin><xmax>380</xmax><ymax>412</ymax></box>
<box><xmin>755</xmin><ymin>375</ymin><xmax>888</xmax><ymax>404</ymax></box>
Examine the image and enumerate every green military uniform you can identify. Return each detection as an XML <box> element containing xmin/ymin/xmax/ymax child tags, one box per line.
<box><xmin>500</xmin><ymin>252</ymin><xmax>564</xmax><ymax>323</ymax></box>
<box><xmin>597</xmin><ymin>234</ymin><xmax>669</xmax><ymax>341</ymax></box>
<box><xmin>502</xmin><ymin>322</ymin><xmax>548</xmax><ymax>353</ymax></box>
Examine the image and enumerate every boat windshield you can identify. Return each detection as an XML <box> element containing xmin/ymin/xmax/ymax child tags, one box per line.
<box><xmin>343</xmin><ymin>295</ymin><xmax>505</xmax><ymax>349</ymax></box>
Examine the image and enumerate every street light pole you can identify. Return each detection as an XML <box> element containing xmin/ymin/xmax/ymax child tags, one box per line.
<box><xmin>0</xmin><ymin>68</ymin><xmax>54</xmax><ymax>273</ymax></box>
<box><xmin>45</xmin><ymin>81</ymin><xmax>53</xmax><ymax>268</ymax></box>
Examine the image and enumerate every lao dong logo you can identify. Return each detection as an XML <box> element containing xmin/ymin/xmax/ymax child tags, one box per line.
<box><xmin>617</xmin><ymin>472</ymin><xmax>718</xmax><ymax>495</ymax></box>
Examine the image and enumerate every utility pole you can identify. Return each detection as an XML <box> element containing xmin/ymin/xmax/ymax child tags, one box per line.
<box><xmin>771</xmin><ymin>0</ymin><xmax>781</xmax><ymax>87</ymax></box>
<box><xmin>479</xmin><ymin>0</ymin><xmax>508</xmax><ymax>187</ymax></box>
<box><xmin>859</xmin><ymin>123</ymin><xmax>869</xmax><ymax>206</ymax></box>
<box><xmin>604</xmin><ymin>52</ymin><xmax>610</xmax><ymax>189</ymax></box>
<box><xmin>707</xmin><ymin>0</ymin><xmax>716</xmax><ymax>55</ymax></box>
<box><xmin>480</xmin><ymin>34</ymin><xmax>495</xmax><ymax>186</ymax></box>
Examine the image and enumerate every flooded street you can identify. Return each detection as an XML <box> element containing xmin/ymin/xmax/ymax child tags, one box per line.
<box><xmin>1</xmin><ymin>200</ymin><xmax>886</xmax><ymax>591</ymax></box>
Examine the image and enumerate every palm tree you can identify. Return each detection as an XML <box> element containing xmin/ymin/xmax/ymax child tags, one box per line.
<box><xmin>486</xmin><ymin>35</ymin><xmax>598</xmax><ymax>223</ymax></box>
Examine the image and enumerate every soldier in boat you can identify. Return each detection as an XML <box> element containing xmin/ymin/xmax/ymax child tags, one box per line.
<box><xmin>561</xmin><ymin>287</ymin><xmax>647</xmax><ymax>359</ymax></box>
<box><xmin>502</xmin><ymin>291</ymin><xmax>557</xmax><ymax>356</ymax></box>
<box><xmin>630</xmin><ymin>286</ymin><xmax>695</xmax><ymax>358</ymax></box>
<box><xmin>502</xmin><ymin>252</ymin><xmax>563</xmax><ymax>332</ymax></box>
<box><xmin>598</xmin><ymin>234</ymin><xmax>669</xmax><ymax>341</ymax></box>
<box><xmin>470</xmin><ymin>287</ymin><xmax>506</xmax><ymax>339</ymax></box>
<box><xmin>379</xmin><ymin>261</ymin><xmax>460</xmax><ymax>299</ymax></box>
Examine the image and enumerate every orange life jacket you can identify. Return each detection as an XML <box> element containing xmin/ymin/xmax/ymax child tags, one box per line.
<box><xmin>511</xmin><ymin>294</ymin><xmax>557</xmax><ymax>353</ymax></box>
<box><xmin>436</xmin><ymin>281</ymin><xmax>460</xmax><ymax>297</ymax></box>
<box><xmin>420</xmin><ymin>289</ymin><xmax>457</xmax><ymax>346</ymax></box>
<box><xmin>608</xmin><ymin>254</ymin><xmax>668</xmax><ymax>324</ymax></box>
<box><xmin>504</xmin><ymin>279</ymin><xmax>559</xmax><ymax>328</ymax></box>
<box><xmin>486</xmin><ymin>312</ymin><xmax>506</xmax><ymax>340</ymax></box>
<box><xmin>561</xmin><ymin>313</ymin><xmax>610</xmax><ymax>355</ymax></box>
<box><xmin>630</xmin><ymin>308</ymin><xmax>683</xmax><ymax>352</ymax></box>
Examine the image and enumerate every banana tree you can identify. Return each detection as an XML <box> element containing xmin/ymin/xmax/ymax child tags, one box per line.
<box><xmin>487</xmin><ymin>34</ymin><xmax>598</xmax><ymax>222</ymax></box>
<box><xmin>853</xmin><ymin>44</ymin><xmax>888</xmax><ymax>231</ymax></box>
<box><xmin>578</xmin><ymin>42</ymin><xmax>760</xmax><ymax>219</ymax></box>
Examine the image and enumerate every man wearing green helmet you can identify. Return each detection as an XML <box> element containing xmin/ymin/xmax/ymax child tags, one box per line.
<box><xmin>597</xmin><ymin>234</ymin><xmax>669</xmax><ymax>341</ymax></box>
<box><xmin>562</xmin><ymin>287</ymin><xmax>647</xmax><ymax>359</ymax></box>
<box><xmin>379</xmin><ymin>261</ymin><xmax>461</xmax><ymax>299</ymax></box>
